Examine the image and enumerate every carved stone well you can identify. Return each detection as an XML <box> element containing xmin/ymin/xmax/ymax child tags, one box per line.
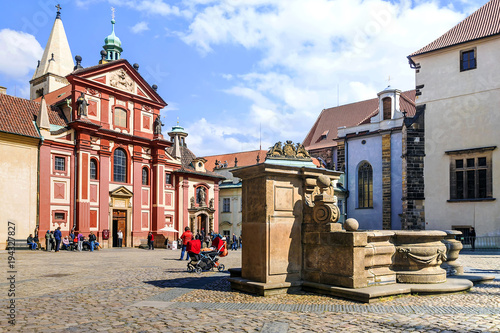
<box><xmin>391</xmin><ymin>231</ymin><xmax>448</xmax><ymax>284</ymax></box>
<box><xmin>441</xmin><ymin>230</ymin><xmax>464</xmax><ymax>275</ymax></box>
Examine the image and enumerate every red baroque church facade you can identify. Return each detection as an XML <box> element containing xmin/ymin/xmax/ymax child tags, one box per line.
<box><xmin>0</xmin><ymin>10</ymin><xmax>222</xmax><ymax>248</ymax></box>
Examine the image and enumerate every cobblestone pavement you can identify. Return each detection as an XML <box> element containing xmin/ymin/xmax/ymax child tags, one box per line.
<box><xmin>0</xmin><ymin>248</ymin><xmax>499</xmax><ymax>332</ymax></box>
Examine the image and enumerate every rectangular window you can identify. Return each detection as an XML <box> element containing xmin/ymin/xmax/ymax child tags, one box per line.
<box><xmin>54</xmin><ymin>156</ymin><xmax>66</xmax><ymax>171</ymax></box>
<box><xmin>460</xmin><ymin>49</ymin><xmax>476</xmax><ymax>71</ymax></box>
<box><xmin>449</xmin><ymin>147</ymin><xmax>494</xmax><ymax>201</ymax></box>
<box><xmin>114</xmin><ymin>108</ymin><xmax>127</xmax><ymax>128</ymax></box>
<box><xmin>165</xmin><ymin>173</ymin><xmax>172</xmax><ymax>185</ymax></box>
<box><xmin>223</xmin><ymin>198</ymin><xmax>230</xmax><ymax>212</ymax></box>
<box><xmin>223</xmin><ymin>230</ymin><xmax>230</xmax><ymax>238</ymax></box>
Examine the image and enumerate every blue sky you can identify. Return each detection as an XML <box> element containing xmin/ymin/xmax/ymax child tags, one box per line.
<box><xmin>0</xmin><ymin>0</ymin><xmax>485</xmax><ymax>155</ymax></box>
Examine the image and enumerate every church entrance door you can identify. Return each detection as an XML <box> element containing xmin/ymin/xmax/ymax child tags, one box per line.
<box><xmin>197</xmin><ymin>214</ymin><xmax>208</xmax><ymax>235</ymax></box>
<box><xmin>113</xmin><ymin>210</ymin><xmax>127</xmax><ymax>247</ymax></box>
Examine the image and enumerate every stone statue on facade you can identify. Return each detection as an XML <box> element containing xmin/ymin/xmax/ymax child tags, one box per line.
<box><xmin>153</xmin><ymin>115</ymin><xmax>163</xmax><ymax>135</ymax></box>
<box><xmin>198</xmin><ymin>187</ymin><xmax>206</xmax><ymax>206</ymax></box>
<box><xmin>209</xmin><ymin>198</ymin><xmax>214</xmax><ymax>209</ymax></box>
<box><xmin>190</xmin><ymin>196</ymin><xmax>195</xmax><ymax>209</ymax></box>
<box><xmin>76</xmin><ymin>92</ymin><xmax>89</xmax><ymax>116</ymax></box>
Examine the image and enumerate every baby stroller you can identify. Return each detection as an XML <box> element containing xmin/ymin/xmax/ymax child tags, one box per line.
<box><xmin>187</xmin><ymin>236</ymin><xmax>227</xmax><ymax>273</ymax></box>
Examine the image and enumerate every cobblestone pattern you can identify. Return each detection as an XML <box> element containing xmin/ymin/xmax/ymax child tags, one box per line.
<box><xmin>0</xmin><ymin>248</ymin><xmax>498</xmax><ymax>332</ymax></box>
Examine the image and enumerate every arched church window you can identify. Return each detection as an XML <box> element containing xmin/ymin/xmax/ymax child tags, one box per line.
<box><xmin>142</xmin><ymin>167</ymin><xmax>149</xmax><ymax>185</ymax></box>
<box><xmin>113</xmin><ymin>148</ymin><xmax>127</xmax><ymax>183</ymax></box>
<box><xmin>90</xmin><ymin>158</ymin><xmax>98</xmax><ymax>180</ymax></box>
<box><xmin>358</xmin><ymin>162</ymin><xmax>373</xmax><ymax>208</ymax></box>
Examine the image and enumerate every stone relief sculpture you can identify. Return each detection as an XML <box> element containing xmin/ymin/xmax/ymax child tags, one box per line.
<box><xmin>190</xmin><ymin>196</ymin><xmax>195</xmax><ymax>209</ymax></box>
<box><xmin>76</xmin><ymin>92</ymin><xmax>89</xmax><ymax>116</ymax></box>
<box><xmin>110</xmin><ymin>69</ymin><xmax>133</xmax><ymax>92</ymax></box>
<box><xmin>209</xmin><ymin>198</ymin><xmax>214</xmax><ymax>209</ymax></box>
<box><xmin>266</xmin><ymin>140</ymin><xmax>312</xmax><ymax>160</ymax></box>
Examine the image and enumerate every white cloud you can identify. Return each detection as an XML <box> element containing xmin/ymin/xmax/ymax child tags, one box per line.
<box><xmin>109</xmin><ymin>0</ymin><xmax>190</xmax><ymax>17</ymax></box>
<box><xmin>130</xmin><ymin>21</ymin><xmax>149</xmax><ymax>34</ymax></box>
<box><xmin>175</xmin><ymin>0</ymin><xmax>467</xmax><ymax>154</ymax></box>
<box><xmin>0</xmin><ymin>29</ymin><xmax>43</xmax><ymax>79</ymax></box>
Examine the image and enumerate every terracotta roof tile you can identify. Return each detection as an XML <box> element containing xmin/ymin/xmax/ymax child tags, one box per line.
<box><xmin>201</xmin><ymin>150</ymin><xmax>267</xmax><ymax>171</ymax></box>
<box><xmin>0</xmin><ymin>94</ymin><xmax>68</xmax><ymax>139</ymax></box>
<box><xmin>410</xmin><ymin>0</ymin><xmax>500</xmax><ymax>57</ymax></box>
<box><xmin>303</xmin><ymin>90</ymin><xmax>415</xmax><ymax>151</ymax></box>
<box><xmin>34</xmin><ymin>85</ymin><xmax>71</xmax><ymax>106</ymax></box>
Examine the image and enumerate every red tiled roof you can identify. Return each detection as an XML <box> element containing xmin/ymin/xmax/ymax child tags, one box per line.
<box><xmin>0</xmin><ymin>94</ymin><xmax>40</xmax><ymax>138</ymax></box>
<box><xmin>34</xmin><ymin>85</ymin><xmax>71</xmax><ymax>106</ymax></box>
<box><xmin>202</xmin><ymin>150</ymin><xmax>267</xmax><ymax>171</ymax></box>
<box><xmin>410</xmin><ymin>0</ymin><xmax>500</xmax><ymax>57</ymax></box>
<box><xmin>0</xmin><ymin>94</ymin><xmax>68</xmax><ymax>139</ymax></box>
<box><xmin>303</xmin><ymin>90</ymin><xmax>416</xmax><ymax>151</ymax></box>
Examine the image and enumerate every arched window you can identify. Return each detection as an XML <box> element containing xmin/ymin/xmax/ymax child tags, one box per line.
<box><xmin>358</xmin><ymin>162</ymin><xmax>373</xmax><ymax>208</ymax></box>
<box><xmin>142</xmin><ymin>167</ymin><xmax>149</xmax><ymax>185</ymax></box>
<box><xmin>113</xmin><ymin>148</ymin><xmax>127</xmax><ymax>183</ymax></box>
<box><xmin>114</xmin><ymin>108</ymin><xmax>127</xmax><ymax>128</ymax></box>
<box><xmin>90</xmin><ymin>158</ymin><xmax>98</xmax><ymax>180</ymax></box>
<box><xmin>382</xmin><ymin>97</ymin><xmax>391</xmax><ymax>120</ymax></box>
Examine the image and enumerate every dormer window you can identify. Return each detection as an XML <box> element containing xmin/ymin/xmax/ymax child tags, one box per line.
<box><xmin>460</xmin><ymin>49</ymin><xmax>476</xmax><ymax>72</ymax></box>
<box><xmin>320</xmin><ymin>130</ymin><xmax>329</xmax><ymax>141</ymax></box>
<box><xmin>382</xmin><ymin>97</ymin><xmax>391</xmax><ymax>120</ymax></box>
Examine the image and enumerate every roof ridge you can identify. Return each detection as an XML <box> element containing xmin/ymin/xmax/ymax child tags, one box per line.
<box><xmin>410</xmin><ymin>0</ymin><xmax>500</xmax><ymax>57</ymax></box>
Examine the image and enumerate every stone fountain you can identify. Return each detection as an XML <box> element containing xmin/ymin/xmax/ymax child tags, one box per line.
<box><xmin>228</xmin><ymin>141</ymin><xmax>494</xmax><ymax>302</ymax></box>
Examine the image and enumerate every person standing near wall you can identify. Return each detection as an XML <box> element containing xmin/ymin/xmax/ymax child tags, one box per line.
<box><xmin>470</xmin><ymin>227</ymin><xmax>476</xmax><ymax>251</ymax></box>
<box><xmin>45</xmin><ymin>230</ymin><xmax>52</xmax><ymax>251</ymax></box>
<box><xmin>77</xmin><ymin>231</ymin><xmax>83</xmax><ymax>252</ymax></box>
<box><xmin>117</xmin><ymin>230</ymin><xmax>123</xmax><ymax>248</ymax></box>
<box><xmin>179</xmin><ymin>227</ymin><xmax>193</xmax><ymax>260</ymax></box>
<box><xmin>148</xmin><ymin>232</ymin><xmax>155</xmax><ymax>250</ymax></box>
<box><xmin>89</xmin><ymin>231</ymin><xmax>96</xmax><ymax>252</ymax></box>
<box><xmin>54</xmin><ymin>227</ymin><xmax>62</xmax><ymax>252</ymax></box>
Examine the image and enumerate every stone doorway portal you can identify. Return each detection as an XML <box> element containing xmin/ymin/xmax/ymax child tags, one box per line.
<box><xmin>113</xmin><ymin>210</ymin><xmax>126</xmax><ymax>247</ymax></box>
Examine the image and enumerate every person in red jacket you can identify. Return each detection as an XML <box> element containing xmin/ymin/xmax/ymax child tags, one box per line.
<box><xmin>179</xmin><ymin>227</ymin><xmax>193</xmax><ymax>260</ymax></box>
<box><xmin>148</xmin><ymin>232</ymin><xmax>155</xmax><ymax>250</ymax></box>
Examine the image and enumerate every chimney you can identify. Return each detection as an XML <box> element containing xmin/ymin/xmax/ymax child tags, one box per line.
<box><xmin>0</xmin><ymin>86</ymin><xmax>6</xmax><ymax>95</ymax></box>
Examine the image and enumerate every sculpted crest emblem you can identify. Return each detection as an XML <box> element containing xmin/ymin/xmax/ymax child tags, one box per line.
<box><xmin>110</xmin><ymin>69</ymin><xmax>133</xmax><ymax>92</ymax></box>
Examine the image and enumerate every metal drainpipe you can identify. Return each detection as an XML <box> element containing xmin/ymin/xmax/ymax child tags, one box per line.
<box><xmin>73</xmin><ymin>148</ymin><xmax>78</xmax><ymax>232</ymax></box>
<box><xmin>345</xmin><ymin>139</ymin><xmax>349</xmax><ymax>219</ymax></box>
<box><xmin>36</xmin><ymin>137</ymin><xmax>43</xmax><ymax>237</ymax></box>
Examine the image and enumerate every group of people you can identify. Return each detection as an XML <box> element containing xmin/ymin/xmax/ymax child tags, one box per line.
<box><xmin>230</xmin><ymin>233</ymin><xmax>242</xmax><ymax>251</ymax></box>
<box><xmin>27</xmin><ymin>228</ymin><xmax>100</xmax><ymax>252</ymax></box>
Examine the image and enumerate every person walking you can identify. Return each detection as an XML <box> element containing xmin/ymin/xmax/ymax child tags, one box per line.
<box><xmin>117</xmin><ymin>230</ymin><xmax>123</xmax><ymax>247</ymax></box>
<box><xmin>179</xmin><ymin>227</ymin><xmax>193</xmax><ymax>260</ymax></box>
<box><xmin>54</xmin><ymin>227</ymin><xmax>62</xmax><ymax>252</ymax></box>
<box><xmin>232</xmin><ymin>233</ymin><xmax>238</xmax><ymax>251</ymax></box>
<box><xmin>89</xmin><ymin>231</ymin><xmax>96</xmax><ymax>252</ymax></box>
<box><xmin>50</xmin><ymin>231</ymin><xmax>56</xmax><ymax>251</ymax></box>
<box><xmin>45</xmin><ymin>230</ymin><xmax>51</xmax><ymax>251</ymax></box>
<box><xmin>470</xmin><ymin>227</ymin><xmax>476</xmax><ymax>251</ymax></box>
<box><xmin>148</xmin><ymin>232</ymin><xmax>155</xmax><ymax>250</ymax></box>
<box><xmin>77</xmin><ymin>231</ymin><xmax>83</xmax><ymax>252</ymax></box>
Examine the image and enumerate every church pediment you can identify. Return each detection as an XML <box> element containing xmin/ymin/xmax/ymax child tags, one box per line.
<box><xmin>110</xmin><ymin>186</ymin><xmax>133</xmax><ymax>198</ymax></box>
<box><xmin>71</xmin><ymin>60</ymin><xmax>166</xmax><ymax>107</ymax></box>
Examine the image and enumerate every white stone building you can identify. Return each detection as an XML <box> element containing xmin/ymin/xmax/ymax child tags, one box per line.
<box><xmin>408</xmin><ymin>0</ymin><xmax>500</xmax><ymax>238</ymax></box>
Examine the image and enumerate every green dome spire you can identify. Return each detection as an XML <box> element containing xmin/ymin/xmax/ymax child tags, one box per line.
<box><xmin>103</xmin><ymin>11</ymin><xmax>123</xmax><ymax>61</ymax></box>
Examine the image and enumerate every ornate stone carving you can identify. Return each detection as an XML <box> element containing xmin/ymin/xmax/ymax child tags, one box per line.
<box><xmin>266</xmin><ymin>140</ymin><xmax>312</xmax><ymax>160</ymax></box>
<box><xmin>85</xmin><ymin>87</ymin><xmax>101</xmax><ymax>97</ymax></box>
<box><xmin>190</xmin><ymin>196</ymin><xmax>195</xmax><ymax>209</ymax></box>
<box><xmin>312</xmin><ymin>175</ymin><xmax>340</xmax><ymax>223</ymax></box>
<box><xmin>142</xmin><ymin>105</ymin><xmax>153</xmax><ymax>112</ymax></box>
<box><xmin>209</xmin><ymin>198</ymin><xmax>214</xmax><ymax>209</ymax></box>
<box><xmin>397</xmin><ymin>248</ymin><xmax>447</xmax><ymax>265</ymax></box>
<box><xmin>110</xmin><ymin>69</ymin><xmax>133</xmax><ymax>92</ymax></box>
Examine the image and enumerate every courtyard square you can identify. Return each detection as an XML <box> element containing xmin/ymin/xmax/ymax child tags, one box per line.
<box><xmin>0</xmin><ymin>248</ymin><xmax>499</xmax><ymax>332</ymax></box>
